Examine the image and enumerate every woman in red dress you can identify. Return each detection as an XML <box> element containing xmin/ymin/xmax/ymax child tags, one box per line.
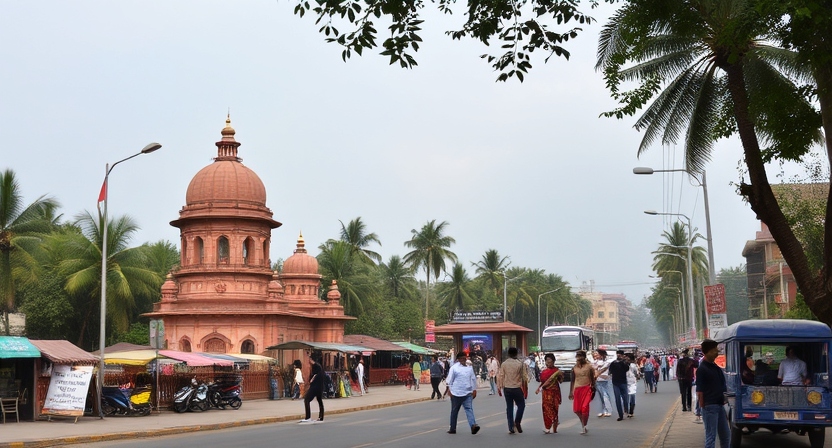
<box><xmin>535</xmin><ymin>353</ymin><xmax>563</xmax><ymax>433</ymax></box>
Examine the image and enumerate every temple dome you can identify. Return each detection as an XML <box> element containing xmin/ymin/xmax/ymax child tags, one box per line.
<box><xmin>184</xmin><ymin>116</ymin><xmax>267</xmax><ymax>207</ymax></box>
<box><xmin>283</xmin><ymin>233</ymin><xmax>319</xmax><ymax>275</ymax></box>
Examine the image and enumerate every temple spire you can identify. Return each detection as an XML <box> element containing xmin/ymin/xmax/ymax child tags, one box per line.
<box><xmin>215</xmin><ymin>114</ymin><xmax>241</xmax><ymax>161</ymax></box>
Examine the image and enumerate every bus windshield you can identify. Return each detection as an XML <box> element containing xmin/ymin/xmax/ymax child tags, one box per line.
<box><xmin>541</xmin><ymin>331</ymin><xmax>582</xmax><ymax>351</ymax></box>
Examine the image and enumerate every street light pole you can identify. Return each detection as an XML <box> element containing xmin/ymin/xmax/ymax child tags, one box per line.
<box><xmin>538</xmin><ymin>287</ymin><xmax>567</xmax><ymax>349</ymax></box>
<box><xmin>501</xmin><ymin>271</ymin><xmax>525</xmax><ymax>322</ymax></box>
<box><xmin>98</xmin><ymin>142</ymin><xmax>161</xmax><ymax>418</ymax></box>
<box><xmin>634</xmin><ymin>167</ymin><xmax>716</xmax><ymax>285</ymax></box>
<box><xmin>645</xmin><ymin>210</ymin><xmax>697</xmax><ymax>342</ymax></box>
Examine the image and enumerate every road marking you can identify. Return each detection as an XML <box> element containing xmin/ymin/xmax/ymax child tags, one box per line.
<box><xmin>349</xmin><ymin>428</ymin><xmax>441</xmax><ymax>447</ymax></box>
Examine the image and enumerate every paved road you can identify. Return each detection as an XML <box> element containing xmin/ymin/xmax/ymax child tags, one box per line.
<box><xmin>68</xmin><ymin>384</ymin><xmax>679</xmax><ymax>448</ymax></box>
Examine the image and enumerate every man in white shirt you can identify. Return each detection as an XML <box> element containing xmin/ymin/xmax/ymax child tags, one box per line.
<box><xmin>446</xmin><ymin>352</ymin><xmax>480</xmax><ymax>435</ymax></box>
<box><xmin>778</xmin><ymin>346</ymin><xmax>809</xmax><ymax>385</ymax></box>
<box><xmin>355</xmin><ymin>358</ymin><xmax>366</xmax><ymax>395</ymax></box>
<box><xmin>486</xmin><ymin>355</ymin><xmax>500</xmax><ymax>395</ymax></box>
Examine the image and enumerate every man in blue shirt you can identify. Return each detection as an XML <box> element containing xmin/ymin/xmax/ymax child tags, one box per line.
<box><xmin>696</xmin><ymin>339</ymin><xmax>730</xmax><ymax>448</ymax></box>
<box><xmin>446</xmin><ymin>352</ymin><xmax>480</xmax><ymax>435</ymax></box>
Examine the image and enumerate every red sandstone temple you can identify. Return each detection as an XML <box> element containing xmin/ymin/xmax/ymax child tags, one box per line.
<box><xmin>144</xmin><ymin>117</ymin><xmax>353</xmax><ymax>354</ymax></box>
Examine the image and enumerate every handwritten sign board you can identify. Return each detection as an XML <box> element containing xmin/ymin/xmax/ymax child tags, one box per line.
<box><xmin>42</xmin><ymin>365</ymin><xmax>94</xmax><ymax>417</ymax></box>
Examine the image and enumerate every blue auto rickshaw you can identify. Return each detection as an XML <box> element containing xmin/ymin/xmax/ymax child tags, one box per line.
<box><xmin>713</xmin><ymin>319</ymin><xmax>832</xmax><ymax>448</ymax></box>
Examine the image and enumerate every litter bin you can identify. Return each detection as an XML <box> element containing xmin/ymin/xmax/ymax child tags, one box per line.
<box><xmin>269</xmin><ymin>378</ymin><xmax>279</xmax><ymax>400</ymax></box>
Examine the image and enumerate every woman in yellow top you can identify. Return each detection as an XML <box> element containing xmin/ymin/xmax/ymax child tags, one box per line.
<box><xmin>412</xmin><ymin>355</ymin><xmax>422</xmax><ymax>390</ymax></box>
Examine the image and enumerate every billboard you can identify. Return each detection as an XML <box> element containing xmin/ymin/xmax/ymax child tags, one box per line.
<box><xmin>461</xmin><ymin>334</ymin><xmax>492</xmax><ymax>356</ymax></box>
<box><xmin>704</xmin><ymin>284</ymin><xmax>727</xmax><ymax>331</ymax></box>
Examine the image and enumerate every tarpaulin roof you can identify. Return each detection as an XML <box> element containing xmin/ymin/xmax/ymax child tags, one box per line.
<box><xmin>103</xmin><ymin>349</ymin><xmax>164</xmax><ymax>366</ymax></box>
<box><xmin>201</xmin><ymin>353</ymin><xmax>249</xmax><ymax>365</ymax></box>
<box><xmin>90</xmin><ymin>342</ymin><xmax>151</xmax><ymax>355</ymax></box>
<box><xmin>391</xmin><ymin>341</ymin><xmax>440</xmax><ymax>355</ymax></box>
<box><xmin>0</xmin><ymin>336</ymin><xmax>40</xmax><ymax>359</ymax></box>
<box><xmin>231</xmin><ymin>354</ymin><xmax>277</xmax><ymax>363</ymax></box>
<box><xmin>159</xmin><ymin>350</ymin><xmax>234</xmax><ymax>367</ymax></box>
<box><xmin>343</xmin><ymin>334</ymin><xmax>408</xmax><ymax>352</ymax></box>
<box><xmin>266</xmin><ymin>341</ymin><xmax>374</xmax><ymax>353</ymax></box>
<box><xmin>30</xmin><ymin>340</ymin><xmax>98</xmax><ymax>365</ymax></box>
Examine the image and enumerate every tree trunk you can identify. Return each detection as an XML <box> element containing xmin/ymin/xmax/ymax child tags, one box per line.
<box><xmin>723</xmin><ymin>62</ymin><xmax>831</xmax><ymax>323</ymax></box>
<box><xmin>2</xmin><ymin>311</ymin><xmax>8</xmax><ymax>336</ymax></box>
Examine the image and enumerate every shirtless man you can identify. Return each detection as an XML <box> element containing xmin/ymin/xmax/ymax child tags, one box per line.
<box><xmin>568</xmin><ymin>350</ymin><xmax>596</xmax><ymax>435</ymax></box>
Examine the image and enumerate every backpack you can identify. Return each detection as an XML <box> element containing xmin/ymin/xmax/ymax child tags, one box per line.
<box><xmin>643</xmin><ymin>359</ymin><xmax>655</xmax><ymax>372</ymax></box>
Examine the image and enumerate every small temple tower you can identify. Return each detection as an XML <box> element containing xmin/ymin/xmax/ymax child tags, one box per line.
<box><xmin>144</xmin><ymin>117</ymin><xmax>352</xmax><ymax>353</ymax></box>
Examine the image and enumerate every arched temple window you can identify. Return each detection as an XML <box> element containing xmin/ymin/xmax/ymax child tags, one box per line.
<box><xmin>195</xmin><ymin>237</ymin><xmax>204</xmax><ymax>264</ymax></box>
<box><xmin>180</xmin><ymin>339</ymin><xmax>192</xmax><ymax>352</ymax></box>
<box><xmin>217</xmin><ymin>236</ymin><xmax>229</xmax><ymax>265</ymax></box>
<box><xmin>243</xmin><ymin>237</ymin><xmax>255</xmax><ymax>265</ymax></box>
<box><xmin>241</xmin><ymin>340</ymin><xmax>255</xmax><ymax>354</ymax></box>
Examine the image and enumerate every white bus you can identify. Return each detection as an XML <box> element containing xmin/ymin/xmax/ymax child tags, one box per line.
<box><xmin>540</xmin><ymin>325</ymin><xmax>596</xmax><ymax>381</ymax></box>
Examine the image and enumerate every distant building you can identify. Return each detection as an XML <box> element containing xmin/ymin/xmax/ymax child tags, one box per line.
<box><xmin>144</xmin><ymin>117</ymin><xmax>353</xmax><ymax>354</ymax></box>
<box><xmin>581</xmin><ymin>291</ymin><xmax>633</xmax><ymax>345</ymax></box>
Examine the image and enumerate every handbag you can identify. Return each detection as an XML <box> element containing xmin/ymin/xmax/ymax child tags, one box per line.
<box><xmin>521</xmin><ymin>381</ymin><xmax>528</xmax><ymax>399</ymax></box>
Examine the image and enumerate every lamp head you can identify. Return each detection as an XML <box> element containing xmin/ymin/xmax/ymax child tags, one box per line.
<box><xmin>141</xmin><ymin>143</ymin><xmax>162</xmax><ymax>154</ymax></box>
<box><xmin>644</xmin><ymin>210</ymin><xmax>658</xmax><ymax>215</ymax></box>
<box><xmin>633</xmin><ymin>167</ymin><xmax>654</xmax><ymax>175</ymax></box>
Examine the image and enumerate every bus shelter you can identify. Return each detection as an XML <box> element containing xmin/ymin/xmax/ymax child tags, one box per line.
<box><xmin>433</xmin><ymin>321</ymin><xmax>533</xmax><ymax>362</ymax></box>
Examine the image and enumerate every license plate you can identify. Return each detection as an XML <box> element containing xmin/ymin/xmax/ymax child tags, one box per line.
<box><xmin>774</xmin><ymin>412</ymin><xmax>798</xmax><ymax>420</ymax></box>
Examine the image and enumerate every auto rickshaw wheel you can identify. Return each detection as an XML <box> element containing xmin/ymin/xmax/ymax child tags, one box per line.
<box><xmin>808</xmin><ymin>427</ymin><xmax>825</xmax><ymax>448</ymax></box>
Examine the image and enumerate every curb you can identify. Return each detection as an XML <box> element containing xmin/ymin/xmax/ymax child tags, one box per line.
<box><xmin>644</xmin><ymin>397</ymin><xmax>680</xmax><ymax>448</ymax></box>
<box><xmin>0</xmin><ymin>396</ymin><xmax>432</xmax><ymax>448</ymax></box>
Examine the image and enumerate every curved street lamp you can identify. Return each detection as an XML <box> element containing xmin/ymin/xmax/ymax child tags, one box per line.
<box><xmin>537</xmin><ymin>286</ymin><xmax>568</xmax><ymax>349</ymax></box>
<box><xmin>98</xmin><ymin>142</ymin><xmax>161</xmax><ymax>418</ymax></box>
<box><xmin>500</xmin><ymin>271</ymin><xmax>525</xmax><ymax>322</ymax></box>
<box><xmin>634</xmin><ymin>167</ymin><xmax>715</xmax><ymax>285</ymax></box>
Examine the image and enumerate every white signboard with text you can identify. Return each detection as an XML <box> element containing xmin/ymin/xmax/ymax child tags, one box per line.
<box><xmin>42</xmin><ymin>365</ymin><xmax>94</xmax><ymax>417</ymax></box>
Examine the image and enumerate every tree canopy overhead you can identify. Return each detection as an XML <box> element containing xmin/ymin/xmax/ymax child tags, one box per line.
<box><xmin>293</xmin><ymin>0</ymin><xmax>599</xmax><ymax>81</ymax></box>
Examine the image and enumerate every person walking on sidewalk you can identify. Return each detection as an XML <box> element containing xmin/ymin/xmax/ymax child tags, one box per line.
<box><xmin>446</xmin><ymin>352</ymin><xmax>481</xmax><ymax>435</ymax></box>
<box><xmin>676</xmin><ymin>348</ymin><xmax>698</xmax><ymax>412</ymax></box>
<box><xmin>487</xmin><ymin>355</ymin><xmax>499</xmax><ymax>395</ymax></box>
<box><xmin>411</xmin><ymin>355</ymin><xmax>422</xmax><ymax>391</ymax></box>
<box><xmin>535</xmin><ymin>353</ymin><xmax>563</xmax><ymax>434</ymax></box>
<box><xmin>355</xmin><ymin>358</ymin><xmax>366</xmax><ymax>396</ymax></box>
<box><xmin>568</xmin><ymin>349</ymin><xmax>596</xmax><ymax>435</ymax></box>
<box><xmin>498</xmin><ymin>346</ymin><xmax>529</xmax><ymax>434</ymax></box>
<box><xmin>429</xmin><ymin>355</ymin><xmax>445</xmax><ymax>400</ymax></box>
<box><xmin>292</xmin><ymin>359</ymin><xmax>304</xmax><ymax>400</ymax></box>
<box><xmin>609</xmin><ymin>350</ymin><xmax>630</xmax><ymax>422</ymax></box>
<box><xmin>696</xmin><ymin>339</ymin><xmax>731</xmax><ymax>448</ymax></box>
<box><xmin>593</xmin><ymin>349</ymin><xmax>612</xmax><ymax>418</ymax></box>
<box><xmin>300</xmin><ymin>355</ymin><xmax>325</xmax><ymax>423</ymax></box>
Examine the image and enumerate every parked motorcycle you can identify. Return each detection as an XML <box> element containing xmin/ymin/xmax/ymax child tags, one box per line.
<box><xmin>101</xmin><ymin>385</ymin><xmax>152</xmax><ymax>417</ymax></box>
<box><xmin>173</xmin><ymin>378</ymin><xmax>209</xmax><ymax>413</ymax></box>
<box><xmin>207</xmin><ymin>376</ymin><xmax>243</xmax><ymax>410</ymax></box>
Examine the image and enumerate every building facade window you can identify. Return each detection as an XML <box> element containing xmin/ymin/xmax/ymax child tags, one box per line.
<box><xmin>241</xmin><ymin>339</ymin><xmax>255</xmax><ymax>354</ymax></box>
<box><xmin>218</xmin><ymin>236</ymin><xmax>230</xmax><ymax>264</ymax></box>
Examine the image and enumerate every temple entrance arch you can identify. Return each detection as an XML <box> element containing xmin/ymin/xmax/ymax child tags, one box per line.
<box><xmin>201</xmin><ymin>333</ymin><xmax>231</xmax><ymax>353</ymax></box>
<box><xmin>179</xmin><ymin>338</ymin><xmax>192</xmax><ymax>352</ymax></box>
<box><xmin>241</xmin><ymin>339</ymin><xmax>255</xmax><ymax>354</ymax></box>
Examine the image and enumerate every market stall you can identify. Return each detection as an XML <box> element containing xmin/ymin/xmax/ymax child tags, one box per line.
<box><xmin>0</xmin><ymin>336</ymin><xmax>40</xmax><ymax>422</ymax></box>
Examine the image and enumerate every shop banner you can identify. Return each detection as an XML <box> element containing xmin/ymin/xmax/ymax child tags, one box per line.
<box><xmin>704</xmin><ymin>284</ymin><xmax>728</xmax><ymax>331</ymax></box>
<box><xmin>42</xmin><ymin>365</ymin><xmax>94</xmax><ymax>417</ymax></box>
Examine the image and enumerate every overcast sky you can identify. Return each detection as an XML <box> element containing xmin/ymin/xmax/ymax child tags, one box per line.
<box><xmin>2</xmin><ymin>1</ymin><xmax>804</xmax><ymax>305</ymax></box>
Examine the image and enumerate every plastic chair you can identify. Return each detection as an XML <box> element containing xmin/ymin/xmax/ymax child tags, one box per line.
<box><xmin>0</xmin><ymin>397</ymin><xmax>18</xmax><ymax>423</ymax></box>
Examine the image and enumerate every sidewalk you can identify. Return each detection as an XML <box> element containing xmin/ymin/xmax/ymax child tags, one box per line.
<box><xmin>0</xmin><ymin>385</ymin><xmax>431</xmax><ymax>448</ymax></box>
<box><xmin>648</xmin><ymin>396</ymin><xmax>705</xmax><ymax>448</ymax></box>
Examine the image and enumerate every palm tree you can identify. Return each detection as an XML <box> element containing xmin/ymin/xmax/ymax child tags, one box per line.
<box><xmin>597</xmin><ymin>0</ymin><xmax>830</xmax><ymax>321</ymax></box>
<box><xmin>403</xmin><ymin>220</ymin><xmax>458</xmax><ymax>320</ymax></box>
<box><xmin>472</xmin><ymin>249</ymin><xmax>510</xmax><ymax>294</ymax></box>
<box><xmin>317</xmin><ymin>239</ymin><xmax>378</xmax><ymax>315</ymax></box>
<box><xmin>436</xmin><ymin>263</ymin><xmax>475</xmax><ymax>314</ymax></box>
<box><xmin>54</xmin><ymin>211</ymin><xmax>161</xmax><ymax>348</ymax></box>
<box><xmin>378</xmin><ymin>255</ymin><xmax>417</xmax><ymax>300</ymax></box>
<box><xmin>338</xmin><ymin>217</ymin><xmax>382</xmax><ymax>265</ymax></box>
<box><xmin>0</xmin><ymin>169</ymin><xmax>59</xmax><ymax>335</ymax></box>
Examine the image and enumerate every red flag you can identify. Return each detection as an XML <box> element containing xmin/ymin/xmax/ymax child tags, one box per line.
<box><xmin>98</xmin><ymin>180</ymin><xmax>107</xmax><ymax>203</ymax></box>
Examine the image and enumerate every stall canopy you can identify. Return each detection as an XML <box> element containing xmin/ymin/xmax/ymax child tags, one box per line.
<box><xmin>267</xmin><ymin>341</ymin><xmax>374</xmax><ymax>355</ymax></box>
<box><xmin>232</xmin><ymin>354</ymin><xmax>276</xmax><ymax>363</ymax></box>
<box><xmin>343</xmin><ymin>335</ymin><xmax>408</xmax><ymax>352</ymax></box>
<box><xmin>103</xmin><ymin>349</ymin><xmax>165</xmax><ymax>366</ymax></box>
<box><xmin>30</xmin><ymin>340</ymin><xmax>98</xmax><ymax>365</ymax></box>
<box><xmin>159</xmin><ymin>350</ymin><xmax>234</xmax><ymax>367</ymax></box>
<box><xmin>391</xmin><ymin>341</ymin><xmax>438</xmax><ymax>355</ymax></box>
<box><xmin>0</xmin><ymin>336</ymin><xmax>40</xmax><ymax>358</ymax></box>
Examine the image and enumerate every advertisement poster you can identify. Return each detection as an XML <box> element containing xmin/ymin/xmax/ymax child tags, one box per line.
<box><xmin>703</xmin><ymin>284</ymin><xmax>727</xmax><ymax>331</ymax></box>
<box><xmin>461</xmin><ymin>334</ymin><xmax>492</xmax><ymax>356</ymax></box>
<box><xmin>42</xmin><ymin>365</ymin><xmax>94</xmax><ymax>417</ymax></box>
<box><xmin>424</xmin><ymin>320</ymin><xmax>435</xmax><ymax>343</ymax></box>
